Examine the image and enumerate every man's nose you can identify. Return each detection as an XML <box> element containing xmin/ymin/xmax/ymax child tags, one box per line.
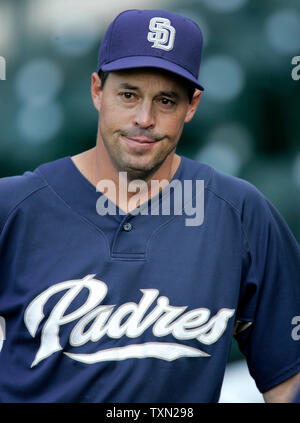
<box><xmin>133</xmin><ymin>101</ymin><xmax>155</xmax><ymax>128</ymax></box>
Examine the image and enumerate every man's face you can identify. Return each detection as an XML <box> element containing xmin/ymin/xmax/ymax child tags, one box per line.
<box><xmin>92</xmin><ymin>68</ymin><xmax>201</xmax><ymax>178</ymax></box>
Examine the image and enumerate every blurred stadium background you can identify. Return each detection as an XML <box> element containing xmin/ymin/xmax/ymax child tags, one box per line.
<box><xmin>0</xmin><ymin>0</ymin><xmax>299</xmax><ymax>402</ymax></box>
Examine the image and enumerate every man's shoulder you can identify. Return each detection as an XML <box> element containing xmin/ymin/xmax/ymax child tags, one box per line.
<box><xmin>183</xmin><ymin>156</ymin><xmax>265</xmax><ymax>214</ymax></box>
<box><xmin>208</xmin><ymin>165</ymin><xmax>265</xmax><ymax>214</ymax></box>
<box><xmin>0</xmin><ymin>166</ymin><xmax>48</xmax><ymax>232</ymax></box>
<box><xmin>0</xmin><ymin>155</ymin><xmax>71</xmax><ymax>209</ymax></box>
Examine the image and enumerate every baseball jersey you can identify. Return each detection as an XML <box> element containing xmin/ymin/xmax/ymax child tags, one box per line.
<box><xmin>0</xmin><ymin>154</ymin><xmax>299</xmax><ymax>402</ymax></box>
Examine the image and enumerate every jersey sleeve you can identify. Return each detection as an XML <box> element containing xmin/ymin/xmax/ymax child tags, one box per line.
<box><xmin>0</xmin><ymin>171</ymin><xmax>47</xmax><ymax>235</ymax></box>
<box><xmin>234</xmin><ymin>187</ymin><xmax>300</xmax><ymax>394</ymax></box>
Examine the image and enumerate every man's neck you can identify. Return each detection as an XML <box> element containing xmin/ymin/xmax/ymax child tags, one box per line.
<box><xmin>71</xmin><ymin>146</ymin><xmax>181</xmax><ymax>214</ymax></box>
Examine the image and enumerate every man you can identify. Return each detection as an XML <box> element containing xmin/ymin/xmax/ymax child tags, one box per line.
<box><xmin>0</xmin><ymin>9</ymin><xmax>299</xmax><ymax>403</ymax></box>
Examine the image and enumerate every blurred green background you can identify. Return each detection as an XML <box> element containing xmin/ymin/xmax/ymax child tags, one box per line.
<box><xmin>0</xmin><ymin>0</ymin><xmax>300</xmax><ymax>363</ymax></box>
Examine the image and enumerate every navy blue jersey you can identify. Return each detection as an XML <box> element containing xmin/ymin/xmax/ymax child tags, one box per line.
<box><xmin>0</xmin><ymin>155</ymin><xmax>299</xmax><ymax>402</ymax></box>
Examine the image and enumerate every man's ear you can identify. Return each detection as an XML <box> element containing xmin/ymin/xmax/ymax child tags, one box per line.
<box><xmin>91</xmin><ymin>72</ymin><xmax>103</xmax><ymax>112</ymax></box>
<box><xmin>184</xmin><ymin>89</ymin><xmax>202</xmax><ymax>123</ymax></box>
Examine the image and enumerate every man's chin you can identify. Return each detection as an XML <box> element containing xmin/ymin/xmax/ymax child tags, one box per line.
<box><xmin>120</xmin><ymin>158</ymin><xmax>163</xmax><ymax>180</ymax></box>
<box><xmin>123</xmin><ymin>165</ymin><xmax>157</xmax><ymax>179</ymax></box>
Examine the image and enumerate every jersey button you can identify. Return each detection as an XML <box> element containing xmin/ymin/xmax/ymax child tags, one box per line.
<box><xmin>122</xmin><ymin>222</ymin><xmax>132</xmax><ymax>232</ymax></box>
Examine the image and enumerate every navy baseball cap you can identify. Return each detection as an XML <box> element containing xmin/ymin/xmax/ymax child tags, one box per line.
<box><xmin>97</xmin><ymin>9</ymin><xmax>205</xmax><ymax>91</ymax></box>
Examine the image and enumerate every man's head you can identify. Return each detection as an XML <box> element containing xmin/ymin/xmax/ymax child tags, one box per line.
<box><xmin>97</xmin><ymin>9</ymin><xmax>204</xmax><ymax>91</ymax></box>
<box><xmin>92</xmin><ymin>10</ymin><xmax>204</xmax><ymax>179</ymax></box>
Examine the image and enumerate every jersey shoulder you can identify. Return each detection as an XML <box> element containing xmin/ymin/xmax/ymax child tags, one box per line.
<box><xmin>206</xmin><ymin>165</ymin><xmax>267</xmax><ymax>215</ymax></box>
<box><xmin>0</xmin><ymin>169</ymin><xmax>47</xmax><ymax>233</ymax></box>
<box><xmin>183</xmin><ymin>156</ymin><xmax>266</xmax><ymax>214</ymax></box>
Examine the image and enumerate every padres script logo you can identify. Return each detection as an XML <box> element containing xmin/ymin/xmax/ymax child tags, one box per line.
<box><xmin>24</xmin><ymin>274</ymin><xmax>235</xmax><ymax>367</ymax></box>
<box><xmin>147</xmin><ymin>17</ymin><xmax>176</xmax><ymax>51</ymax></box>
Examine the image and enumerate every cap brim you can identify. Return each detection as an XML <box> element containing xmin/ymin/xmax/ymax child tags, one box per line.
<box><xmin>100</xmin><ymin>56</ymin><xmax>204</xmax><ymax>91</ymax></box>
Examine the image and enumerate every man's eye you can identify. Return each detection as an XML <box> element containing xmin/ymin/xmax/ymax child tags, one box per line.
<box><xmin>160</xmin><ymin>98</ymin><xmax>175</xmax><ymax>106</ymax></box>
<box><xmin>121</xmin><ymin>92</ymin><xmax>135</xmax><ymax>100</ymax></box>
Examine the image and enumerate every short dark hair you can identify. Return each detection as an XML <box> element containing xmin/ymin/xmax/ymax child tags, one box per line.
<box><xmin>97</xmin><ymin>69</ymin><xmax>196</xmax><ymax>103</ymax></box>
<box><xmin>98</xmin><ymin>70</ymin><xmax>110</xmax><ymax>88</ymax></box>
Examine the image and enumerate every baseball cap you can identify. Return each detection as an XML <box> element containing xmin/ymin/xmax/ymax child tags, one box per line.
<box><xmin>97</xmin><ymin>9</ymin><xmax>205</xmax><ymax>91</ymax></box>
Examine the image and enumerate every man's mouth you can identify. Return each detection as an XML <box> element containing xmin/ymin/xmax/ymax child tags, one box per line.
<box><xmin>121</xmin><ymin>135</ymin><xmax>160</xmax><ymax>148</ymax></box>
<box><xmin>128</xmin><ymin>137</ymin><xmax>156</xmax><ymax>143</ymax></box>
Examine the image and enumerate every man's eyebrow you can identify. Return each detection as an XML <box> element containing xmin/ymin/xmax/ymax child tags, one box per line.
<box><xmin>118</xmin><ymin>84</ymin><xmax>180</xmax><ymax>99</ymax></box>
<box><xmin>157</xmin><ymin>91</ymin><xmax>180</xmax><ymax>99</ymax></box>
<box><xmin>119</xmin><ymin>83</ymin><xmax>140</xmax><ymax>90</ymax></box>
